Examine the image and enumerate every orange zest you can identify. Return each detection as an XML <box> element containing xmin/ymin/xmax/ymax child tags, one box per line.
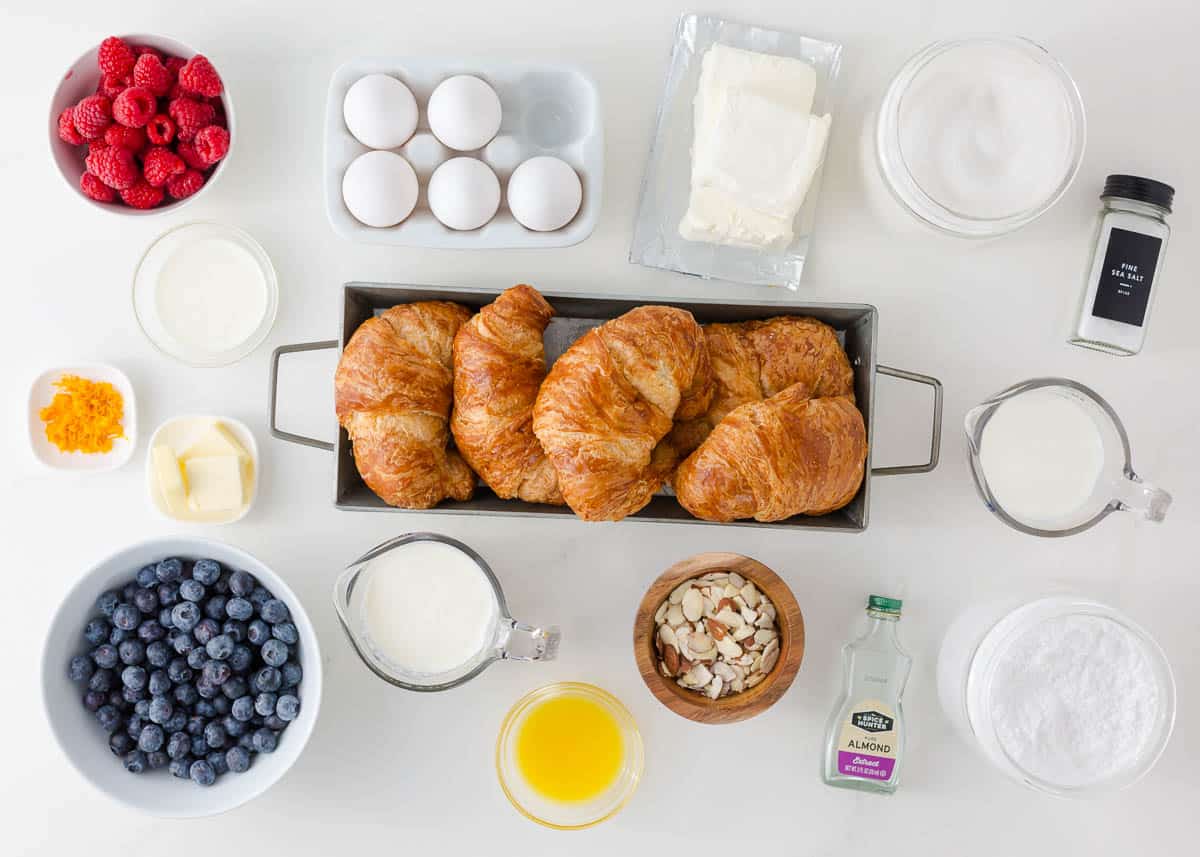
<box><xmin>39</xmin><ymin>374</ymin><xmax>126</xmax><ymax>454</ymax></box>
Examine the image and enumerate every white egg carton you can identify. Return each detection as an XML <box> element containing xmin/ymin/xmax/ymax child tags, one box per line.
<box><xmin>325</xmin><ymin>58</ymin><xmax>603</xmax><ymax>248</ymax></box>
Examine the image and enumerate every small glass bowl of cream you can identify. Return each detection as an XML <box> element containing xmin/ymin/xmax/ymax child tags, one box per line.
<box><xmin>876</xmin><ymin>35</ymin><xmax>1085</xmax><ymax>237</ymax></box>
<box><xmin>133</xmin><ymin>222</ymin><xmax>278</xmax><ymax>367</ymax></box>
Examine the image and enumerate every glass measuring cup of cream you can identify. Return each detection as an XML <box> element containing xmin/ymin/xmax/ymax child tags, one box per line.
<box><xmin>332</xmin><ymin>533</ymin><xmax>560</xmax><ymax>691</ymax></box>
<box><xmin>965</xmin><ymin>378</ymin><xmax>1170</xmax><ymax>536</ymax></box>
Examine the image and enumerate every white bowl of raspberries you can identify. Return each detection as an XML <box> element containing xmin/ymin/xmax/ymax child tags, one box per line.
<box><xmin>49</xmin><ymin>34</ymin><xmax>234</xmax><ymax>212</ymax></box>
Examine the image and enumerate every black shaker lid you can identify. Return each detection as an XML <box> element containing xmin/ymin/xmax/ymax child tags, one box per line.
<box><xmin>1103</xmin><ymin>175</ymin><xmax>1175</xmax><ymax>212</ymax></box>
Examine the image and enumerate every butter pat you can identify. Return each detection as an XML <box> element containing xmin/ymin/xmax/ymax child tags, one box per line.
<box><xmin>680</xmin><ymin>44</ymin><xmax>831</xmax><ymax>249</ymax></box>
<box><xmin>184</xmin><ymin>455</ymin><xmax>244</xmax><ymax>512</ymax></box>
<box><xmin>152</xmin><ymin>445</ymin><xmax>189</xmax><ymax>517</ymax></box>
<box><xmin>182</xmin><ymin>422</ymin><xmax>250</xmax><ymax>461</ymax></box>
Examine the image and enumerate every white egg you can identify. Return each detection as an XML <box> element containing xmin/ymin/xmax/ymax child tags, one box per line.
<box><xmin>427</xmin><ymin>75</ymin><xmax>502</xmax><ymax>151</ymax></box>
<box><xmin>427</xmin><ymin>157</ymin><xmax>500</xmax><ymax>231</ymax></box>
<box><xmin>342</xmin><ymin>151</ymin><xmax>418</xmax><ymax>228</ymax></box>
<box><xmin>506</xmin><ymin>156</ymin><xmax>583</xmax><ymax>232</ymax></box>
<box><xmin>343</xmin><ymin>74</ymin><xmax>418</xmax><ymax>149</ymax></box>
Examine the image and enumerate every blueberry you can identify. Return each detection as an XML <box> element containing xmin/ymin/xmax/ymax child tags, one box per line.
<box><xmin>186</xmin><ymin>715</ymin><xmax>206</xmax><ymax>736</ymax></box>
<box><xmin>212</xmin><ymin>695</ymin><xmax>230</xmax><ymax>716</ymax></box>
<box><xmin>157</xmin><ymin>582</ymin><xmax>180</xmax><ymax>607</ymax></box>
<box><xmin>134</xmin><ymin>565</ymin><xmax>157</xmax><ymax>588</ymax></box>
<box><xmin>121</xmin><ymin>686</ymin><xmax>147</xmax><ymax>705</ymax></box>
<box><xmin>213</xmin><ymin>573</ymin><xmax>231</xmax><ymax>595</ymax></box>
<box><xmin>195</xmin><ymin>699</ymin><xmax>218</xmax><ymax>720</ymax></box>
<box><xmin>170</xmin><ymin>631</ymin><xmax>196</xmax><ymax>655</ymax></box>
<box><xmin>158</xmin><ymin>607</ymin><xmax>175</xmax><ymax>628</ymax></box>
<box><xmin>251</xmin><ymin>728</ymin><xmax>278</xmax><ymax>754</ymax></box>
<box><xmin>171</xmin><ymin>601</ymin><xmax>200</xmax><ymax>632</ymax></box>
<box><xmin>229</xmin><ymin>645</ymin><xmax>253</xmax><ymax>673</ymax></box>
<box><xmin>263</xmin><ymin>714</ymin><xmax>288</xmax><ymax>731</ymax></box>
<box><xmin>137</xmin><ymin>620</ymin><xmax>166</xmax><ymax>643</ymax></box>
<box><xmin>147</xmin><ymin>750</ymin><xmax>169</xmax><ymax>770</ymax></box>
<box><xmin>125</xmin><ymin>715</ymin><xmax>143</xmax><ymax>738</ymax></box>
<box><xmin>204</xmin><ymin>595</ymin><xmax>228</xmax><ymax>621</ymax></box>
<box><xmin>155</xmin><ymin>558</ymin><xmax>183</xmax><ymax>584</ymax></box>
<box><xmin>230</xmin><ymin>695</ymin><xmax>255</xmax><ymax>722</ymax></box>
<box><xmin>138</xmin><ymin>724</ymin><xmax>165</xmax><ymax>753</ymax></box>
<box><xmin>253</xmin><ymin>666</ymin><xmax>282</xmax><ymax>693</ymax></box>
<box><xmin>106</xmin><ymin>690</ymin><xmax>125</xmax><ymax>709</ymax></box>
<box><xmin>122</xmin><ymin>582</ymin><xmax>138</xmax><ymax>601</ymax></box>
<box><xmin>222</xmin><ymin>715</ymin><xmax>247</xmax><ymax>738</ymax></box>
<box><xmin>148</xmin><ymin>696</ymin><xmax>174</xmax><ymax>725</ymax></box>
<box><xmin>245</xmin><ymin>620</ymin><xmax>270</xmax><ymax>647</ymax></box>
<box><xmin>173</xmin><ymin>684</ymin><xmax>199</xmax><ymax>707</ymax></box>
<box><xmin>97</xmin><ymin>705</ymin><xmax>122</xmax><ymax>733</ymax></box>
<box><xmin>254</xmin><ymin>693</ymin><xmax>277</xmax><ymax>718</ymax></box>
<box><xmin>229</xmin><ymin>571</ymin><xmax>256</xmax><ymax>598</ymax></box>
<box><xmin>202</xmin><ymin>660</ymin><xmax>232</xmax><ymax>686</ymax></box>
<box><xmin>89</xmin><ymin>669</ymin><xmax>115</xmax><ymax>693</ymax></box>
<box><xmin>120</xmin><ymin>665</ymin><xmax>147</xmax><ymax>691</ymax></box>
<box><xmin>189</xmin><ymin>759</ymin><xmax>216</xmax><ymax>786</ymax></box>
<box><xmin>108</xmin><ymin>732</ymin><xmax>134</xmax><ymax>756</ymax></box>
<box><xmin>186</xmin><ymin>647</ymin><xmax>208</xmax><ymax>671</ymax></box>
<box><xmin>225</xmin><ymin>597</ymin><xmax>253</xmax><ymax>621</ymax></box>
<box><xmin>148</xmin><ymin>670</ymin><xmax>171</xmax><ymax>697</ymax></box>
<box><xmin>275</xmin><ymin>694</ymin><xmax>300</xmax><ymax>722</ymax></box>
<box><xmin>167</xmin><ymin>731</ymin><xmax>190</xmax><ymax>760</ymax></box>
<box><xmin>133</xmin><ymin>588</ymin><xmax>158</xmax><ymax>614</ymax></box>
<box><xmin>193</xmin><ymin>559</ymin><xmax>221</xmax><ymax>586</ymax></box>
<box><xmin>167</xmin><ymin>657</ymin><xmax>192</xmax><ymax>683</ymax></box>
<box><xmin>169</xmin><ymin>757</ymin><xmax>192</xmax><ymax>779</ymax></box>
<box><xmin>271</xmin><ymin>622</ymin><xmax>298</xmax><ymax>645</ymax></box>
<box><xmin>83</xmin><ymin>690</ymin><xmax>107</xmax><ymax>712</ymax></box>
<box><xmin>68</xmin><ymin>655</ymin><xmax>94</xmax><ymax>682</ymax></box>
<box><xmin>221</xmin><ymin>676</ymin><xmax>248</xmax><ymax>700</ymax></box>
<box><xmin>193</xmin><ymin>618</ymin><xmax>220</xmax><ymax>645</ymax></box>
<box><xmin>206</xmin><ymin>750</ymin><xmax>230</xmax><ymax>776</ymax></box>
<box><xmin>196</xmin><ymin>677</ymin><xmax>218</xmax><ymax>700</ymax></box>
<box><xmin>164</xmin><ymin>711</ymin><xmax>188</xmax><ymax>733</ymax></box>
<box><xmin>281</xmin><ymin>662</ymin><xmax>302</xmax><ymax>688</ymax></box>
<box><xmin>134</xmin><ymin>699</ymin><xmax>151</xmax><ymax>718</ymax></box>
<box><xmin>260</xmin><ymin>639</ymin><xmax>288</xmax><ymax>667</ymax></box>
<box><xmin>84</xmin><ymin>618</ymin><xmax>110</xmax><ymax>646</ymax></box>
<box><xmin>221</xmin><ymin>620</ymin><xmax>246</xmax><ymax>643</ymax></box>
<box><xmin>206</xmin><ymin>634</ymin><xmax>234</xmax><ymax>661</ymax></box>
<box><xmin>249</xmin><ymin>585</ymin><xmax>271</xmax><ymax>610</ymax></box>
<box><xmin>123</xmin><ymin>750</ymin><xmax>148</xmax><ymax>774</ymax></box>
<box><xmin>112</xmin><ymin>603</ymin><xmax>140</xmax><ymax>631</ymax></box>
<box><xmin>191</xmin><ymin>735</ymin><xmax>209</xmax><ymax>758</ymax></box>
<box><xmin>118</xmin><ymin>640</ymin><xmax>145</xmax><ymax>665</ymax></box>
<box><xmin>260</xmin><ymin>599</ymin><xmax>290</xmax><ymax>625</ymax></box>
<box><xmin>146</xmin><ymin>640</ymin><xmax>170</xmax><ymax>668</ymax></box>
<box><xmin>96</xmin><ymin>591</ymin><xmax>120</xmax><ymax>618</ymax></box>
<box><xmin>204</xmin><ymin>721</ymin><xmax>226</xmax><ymax>749</ymax></box>
<box><xmin>225</xmin><ymin>745</ymin><xmax>250</xmax><ymax>774</ymax></box>
<box><xmin>179</xmin><ymin>579</ymin><xmax>205</xmax><ymax>603</ymax></box>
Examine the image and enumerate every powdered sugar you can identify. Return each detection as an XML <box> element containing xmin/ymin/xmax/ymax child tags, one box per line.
<box><xmin>988</xmin><ymin>613</ymin><xmax>1162</xmax><ymax>787</ymax></box>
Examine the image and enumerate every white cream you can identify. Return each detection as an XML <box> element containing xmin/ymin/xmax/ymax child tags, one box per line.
<box><xmin>155</xmin><ymin>237</ymin><xmax>268</xmax><ymax>353</ymax></box>
<box><xmin>361</xmin><ymin>540</ymin><xmax>498</xmax><ymax>675</ymax></box>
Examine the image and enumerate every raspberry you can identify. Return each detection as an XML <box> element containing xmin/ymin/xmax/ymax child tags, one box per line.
<box><xmin>193</xmin><ymin>126</ymin><xmax>230</xmax><ymax>166</ymax></box>
<box><xmin>98</xmin><ymin>37</ymin><xmax>135</xmax><ymax>77</ymax></box>
<box><xmin>85</xmin><ymin>144</ymin><xmax>137</xmax><ymax>190</ymax></box>
<box><xmin>178</xmin><ymin>55</ymin><xmax>223</xmax><ymax>98</ymax></box>
<box><xmin>112</xmin><ymin>86</ymin><xmax>156</xmax><ymax>127</ymax></box>
<box><xmin>133</xmin><ymin>54</ymin><xmax>173</xmax><ymax>97</ymax></box>
<box><xmin>175</xmin><ymin>141</ymin><xmax>208</xmax><ymax>170</ymax></box>
<box><xmin>72</xmin><ymin>94</ymin><xmax>112</xmax><ymax>140</ymax></box>
<box><xmin>120</xmin><ymin>178</ymin><xmax>165</xmax><ymax>209</ymax></box>
<box><xmin>165</xmin><ymin>56</ymin><xmax>185</xmax><ymax>75</ymax></box>
<box><xmin>168</xmin><ymin>97</ymin><xmax>215</xmax><ymax>142</ymax></box>
<box><xmin>103</xmin><ymin>124</ymin><xmax>146</xmax><ymax>153</ymax></box>
<box><xmin>142</xmin><ymin>146</ymin><xmax>186</xmax><ymax>187</ymax></box>
<box><xmin>80</xmin><ymin>171</ymin><xmax>116</xmax><ymax>202</ymax></box>
<box><xmin>97</xmin><ymin>72</ymin><xmax>131</xmax><ymax>100</ymax></box>
<box><xmin>166</xmin><ymin>169</ymin><xmax>205</xmax><ymax>200</ymax></box>
<box><xmin>145</xmin><ymin>114</ymin><xmax>175</xmax><ymax>146</ymax></box>
<box><xmin>134</xmin><ymin>45</ymin><xmax>164</xmax><ymax>61</ymax></box>
<box><xmin>57</xmin><ymin>107</ymin><xmax>85</xmax><ymax>145</ymax></box>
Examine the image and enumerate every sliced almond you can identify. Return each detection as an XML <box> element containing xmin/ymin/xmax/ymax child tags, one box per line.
<box><xmin>669</xmin><ymin>580</ymin><xmax>693</xmax><ymax>605</ymax></box>
<box><xmin>733</xmin><ymin>595</ymin><xmax>748</xmax><ymax>612</ymax></box>
<box><xmin>746</xmin><ymin>672</ymin><xmax>765</xmax><ymax>688</ymax></box>
<box><xmin>732</xmin><ymin>624</ymin><xmax>755</xmax><ymax>642</ymax></box>
<box><xmin>751</xmin><ymin>653</ymin><xmax>763</xmax><ymax>673</ymax></box>
<box><xmin>715</xmin><ymin>635</ymin><xmax>743</xmax><ymax>659</ymax></box>
<box><xmin>737</xmin><ymin>653</ymin><xmax>755</xmax><ymax>667</ymax></box>
<box><xmin>658</xmin><ymin>624</ymin><xmax>677</xmax><ymax>650</ymax></box>
<box><xmin>740</xmin><ymin>583</ymin><xmax>760</xmax><ymax>608</ymax></box>
<box><xmin>728</xmin><ymin>572</ymin><xmax>746</xmax><ymax>589</ymax></box>
<box><xmin>714</xmin><ymin>607</ymin><xmax>744</xmax><ymax>630</ymax></box>
<box><xmin>701</xmin><ymin>596</ymin><xmax>717</xmax><ymax>618</ymax></box>
<box><xmin>716</xmin><ymin>597</ymin><xmax>736</xmax><ymax>614</ymax></box>
<box><xmin>686</xmin><ymin>663</ymin><xmax>713</xmax><ymax>687</ymax></box>
<box><xmin>754</xmin><ymin>612</ymin><xmax>774</xmax><ymax>629</ymax></box>
<box><xmin>704</xmin><ymin>617</ymin><xmax>728</xmax><ymax>640</ymax></box>
<box><xmin>712</xmin><ymin>661</ymin><xmax>736</xmax><ymax>681</ymax></box>
<box><xmin>654</xmin><ymin>601</ymin><xmax>669</xmax><ymax>625</ymax></box>
<box><xmin>707</xmin><ymin>674</ymin><xmax>723</xmax><ymax>699</ymax></box>
<box><xmin>666</xmin><ymin>604</ymin><xmax>686</xmax><ymax>627</ymax></box>
<box><xmin>759</xmin><ymin>602</ymin><xmax>776</xmax><ymax>623</ymax></box>
<box><xmin>760</xmin><ymin>640</ymin><xmax>780</xmax><ymax>674</ymax></box>
<box><xmin>689</xmin><ymin>630</ymin><xmax>712</xmax><ymax>652</ymax></box>
<box><xmin>731</xmin><ymin>677</ymin><xmax>745</xmax><ymax>693</ymax></box>
<box><xmin>723</xmin><ymin>584</ymin><xmax>739</xmax><ymax>600</ymax></box>
<box><xmin>681</xmin><ymin>587</ymin><xmax>703</xmax><ymax>622</ymax></box>
<box><xmin>663</xmin><ymin>643</ymin><xmax>681</xmax><ymax>676</ymax></box>
<box><xmin>754</xmin><ymin>628</ymin><xmax>778</xmax><ymax>645</ymax></box>
<box><xmin>658</xmin><ymin>659</ymin><xmax>672</xmax><ymax>678</ymax></box>
<box><xmin>740</xmin><ymin>606</ymin><xmax>758</xmax><ymax>625</ymax></box>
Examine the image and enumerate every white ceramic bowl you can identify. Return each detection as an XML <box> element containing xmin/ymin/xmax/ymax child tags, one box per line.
<box><xmin>49</xmin><ymin>34</ymin><xmax>235</xmax><ymax>215</ymax></box>
<box><xmin>41</xmin><ymin>538</ymin><xmax>322</xmax><ymax>817</ymax></box>
<box><xmin>28</xmin><ymin>363</ymin><xmax>137</xmax><ymax>471</ymax></box>
<box><xmin>145</xmin><ymin>416</ymin><xmax>259</xmax><ymax>524</ymax></box>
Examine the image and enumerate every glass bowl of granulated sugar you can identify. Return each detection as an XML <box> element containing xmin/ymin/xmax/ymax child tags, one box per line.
<box><xmin>962</xmin><ymin>596</ymin><xmax>1175</xmax><ymax>796</ymax></box>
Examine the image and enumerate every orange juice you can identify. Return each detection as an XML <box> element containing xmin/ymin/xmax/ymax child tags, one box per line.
<box><xmin>515</xmin><ymin>694</ymin><xmax>623</xmax><ymax>802</ymax></box>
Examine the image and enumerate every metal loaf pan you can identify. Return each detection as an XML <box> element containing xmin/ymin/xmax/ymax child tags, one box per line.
<box><xmin>269</xmin><ymin>283</ymin><xmax>943</xmax><ymax>531</ymax></box>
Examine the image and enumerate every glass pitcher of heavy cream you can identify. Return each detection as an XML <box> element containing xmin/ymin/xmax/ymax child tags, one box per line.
<box><xmin>965</xmin><ymin>378</ymin><xmax>1170</xmax><ymax>536</ymax></box>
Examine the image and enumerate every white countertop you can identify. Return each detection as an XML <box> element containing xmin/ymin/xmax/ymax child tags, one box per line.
<box><xmin>3</xmin><ymin>1</ymin><xmax>1198</xmax><ymax>853</ymax></box>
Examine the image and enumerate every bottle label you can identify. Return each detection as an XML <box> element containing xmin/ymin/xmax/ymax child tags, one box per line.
<box><xmin>836</xmin><ymin>699</ymin><xmax>899</xmax><ymax>782</ymax></box>
<box><xmin>1091</xmin><ymin>227</ymin><xmax>1162</xmax><ymax>327</ymax></box>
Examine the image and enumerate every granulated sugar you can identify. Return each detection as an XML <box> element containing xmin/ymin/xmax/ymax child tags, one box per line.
<box><xmin>988</xmin><ymin>613</ymin><xmax>1161</xmax><ymax>787</ymax></box>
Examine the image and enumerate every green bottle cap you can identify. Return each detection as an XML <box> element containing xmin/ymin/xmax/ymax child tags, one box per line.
<box><xmin>868</xmin><ymin>595</ymin><xmax>902</xmax><ymax>615</ymax></box>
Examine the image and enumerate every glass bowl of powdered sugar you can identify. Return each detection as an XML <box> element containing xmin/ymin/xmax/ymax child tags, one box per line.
<box><xmin>962</xmin><ymin>596</ymin><xmax>1175</xmax><ymax>796</ymax></box>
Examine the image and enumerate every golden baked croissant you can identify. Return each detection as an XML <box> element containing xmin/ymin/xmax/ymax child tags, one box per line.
<box><xmin>451</xmin><ymin>285</ymin><xmax>563</xmax><ymax>505</ymax></box>
<box><xmin>669</xmin><ymin>316</ymin><xmax>855</xmax><ymax>457</ymax></box>
<box><xmin>533</xmin><ymin>306</ymin><xmax>713</xmax><ymax>521</ymax></box>
<box><xmin>335</xmin><ymin>301</ymin><xmax>476</xmax><ymax>509</ymax></box>
<box><xmin>674</xmin><ymin>383</ymin><xmax>867</xmax><ymax>522</ymax></box>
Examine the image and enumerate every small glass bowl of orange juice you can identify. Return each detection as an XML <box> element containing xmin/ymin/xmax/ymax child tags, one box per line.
<box><xmin>496</xmin><ymin>682</ymin><xmax>643</xmax><ymax>829</ymax></box>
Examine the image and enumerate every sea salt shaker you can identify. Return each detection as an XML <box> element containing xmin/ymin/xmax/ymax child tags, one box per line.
<box><xmin>1069</xmin><ymin>175</ymin><xmax>1173</xmax><ymax>356</ymax></box>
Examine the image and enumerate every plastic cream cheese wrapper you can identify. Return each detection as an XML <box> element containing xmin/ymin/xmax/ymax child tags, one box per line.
<box><xmin>146</xmin><ymin>416</ymin><xmax>258</xmax><ymax>524</ymax></box>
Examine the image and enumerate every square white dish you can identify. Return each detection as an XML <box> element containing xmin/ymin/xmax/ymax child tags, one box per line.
<box><xmin>28</xmin><ymin>364</ymin><xmax>137</xmax><ymax>471</ymax></box>
<box><xmin>145</xmin><ymin>415</ymin><xmax>259</xmax><ymax>524</ymax></box>
<box><xmin>629</xmin><ymin>14</ymin><xmax>843</xmax><ymax>288</ymax></box>
<box><xmin>324</xmin><ymin>58</ymin><xmax>603</xmax><ymax>248</ymax></box>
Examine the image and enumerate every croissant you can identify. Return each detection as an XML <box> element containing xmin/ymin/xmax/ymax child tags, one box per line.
<box><xmin>674</xmin><ymin>384</ymin><xmax>867</xmax><ymax>522</ymax></box>
<box><xmin>335</xmin><ymin>301</ymin><xmax>476</xmax><ymax>509</ymax></box>
<box><xmin>533</xmin><ymin>306</ymin><xmax>713</xmax><ymax>521</ymax></box>
<box><xmin>669</xmin><ymin>316</ymin><xmax>855</xmax><ymax>457</ymax></box>
<box><xmin>451</xmin><ymin>285</ymin><xmax>563</xmax><ymax>505</ymax></box>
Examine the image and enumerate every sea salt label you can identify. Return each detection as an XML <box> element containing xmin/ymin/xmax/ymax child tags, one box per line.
<box><xmin>835</xmin><ymin>699</ymin><xmax>899</xmax><ymax>782</ymax></box>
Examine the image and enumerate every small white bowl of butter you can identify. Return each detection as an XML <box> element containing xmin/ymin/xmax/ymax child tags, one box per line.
<box><xmin>145</xmin><ymin>416</ymin><xmax>258</xmax><ymax>524</ymax></box>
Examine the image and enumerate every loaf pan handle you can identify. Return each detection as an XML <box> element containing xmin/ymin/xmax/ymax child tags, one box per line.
<box><xmin>269</xmin><ymin>341</ymin><xmax>338</xmax><ymax>451</ymax></box>
<box><xmin>871</xmin><ymin>365</ymin><xmax>943</xmax><ymax>476</ymax></box>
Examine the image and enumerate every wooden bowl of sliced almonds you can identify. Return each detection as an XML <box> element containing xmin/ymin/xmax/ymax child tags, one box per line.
<box><xmin>633</xmin><ymin>552</ymin><xmax>804</xmax><ymax>724</ymax></box>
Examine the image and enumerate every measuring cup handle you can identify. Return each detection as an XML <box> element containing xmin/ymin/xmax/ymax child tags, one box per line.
<box><xmin>1116</xmin><ymin>472</ymin><xmax>1171</xmax><ymax>522</ymax></box>
<box><xmin>498</xmin><ymin>619</ymin><xmax>561</xmax><ymax>662</ymax></box>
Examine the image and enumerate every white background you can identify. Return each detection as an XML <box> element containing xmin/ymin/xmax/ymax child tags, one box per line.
<box><xmin>2</xmin><ymin>1</ymin><xmax>1197</xmax><ymax>853</ymax></box>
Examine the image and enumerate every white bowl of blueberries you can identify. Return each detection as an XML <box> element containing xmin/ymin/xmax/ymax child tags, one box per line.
<box><xmin>41</xmin><ymin>537</ymin><xmax>322</xmax><ymax>817</ymax></box>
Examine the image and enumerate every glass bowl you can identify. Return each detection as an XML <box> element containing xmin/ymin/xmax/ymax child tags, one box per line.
<box><xmin>495</xmin><ymin>682</ymin><xmax>643</xmax><ymax>829</ymax></box>
<box><xmin>876</xmin><ymin>35</ymin><xmax>1085</xmax><ymax>237</ymax></box>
